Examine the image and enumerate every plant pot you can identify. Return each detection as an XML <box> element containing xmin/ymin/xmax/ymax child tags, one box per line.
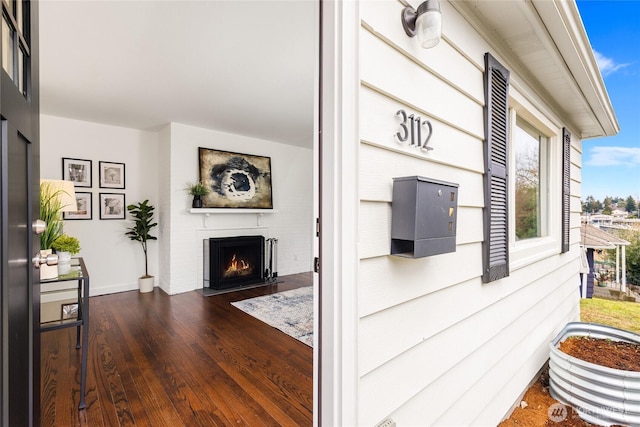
<box><xmin>57</xmin><ymin>251</ymin><xmax>72</xmax><ymax>275</ymax></box>
<box><xmin>40</xmin><ymin>249</ymin><xmax>58</xmax><ymax>280</ymax></box>
<box><xmin>192</xmin><ymin>195</ymin><xmax>203</xmax><ymax>208</ymax></box>
<box><xmin>549</xmin><ymin>322</ymin><xmax>640</xmax><ymax>426</ymax></box>
<box><xmin>138</xmin><ymin>276</ymin><xmax>155</xmax><ymax>293</ymax></box>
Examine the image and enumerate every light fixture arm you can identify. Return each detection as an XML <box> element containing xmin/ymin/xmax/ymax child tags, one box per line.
<box><xmin>401</xmin><ymin>4</ymin><xmax>420</xmax><ymax>37</ymax></box>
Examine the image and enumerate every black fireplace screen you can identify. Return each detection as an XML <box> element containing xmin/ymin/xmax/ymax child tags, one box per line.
<box><xmin>204</xmin><ymin>236</ymin><xmax>265</xmax><ymax>290</ymax></box>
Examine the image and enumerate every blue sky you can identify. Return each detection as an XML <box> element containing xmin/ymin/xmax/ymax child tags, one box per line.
<box><xmin>576</xmin><ymin>0</ymin><xmax>640</xmax><ymax>203</ymax></box>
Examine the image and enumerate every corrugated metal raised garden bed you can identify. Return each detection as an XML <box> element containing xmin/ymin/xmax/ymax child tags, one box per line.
<box><xmin>549</xmin><ymin>322</ymin><xmax>640</xmax><ymax>426</ymax></box>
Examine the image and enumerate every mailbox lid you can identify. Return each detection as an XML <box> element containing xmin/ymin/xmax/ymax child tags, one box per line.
<box><xmin>391</xmin><ymin>176</ymin><xmax>459</xmax><ymax>258</ymax></box>
<box><xmin>391</xmin><ymin>176</ymin><xmax>459</xmax><ymax>240</ymax></box>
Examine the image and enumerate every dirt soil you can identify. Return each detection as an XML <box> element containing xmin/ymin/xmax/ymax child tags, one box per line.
<box><xmin>559</xmin><ymin>337</ymin><xmax>640</xmax><ymax>371</ymax></box>
<box><xmin>499</xmin><ymin>336</ymin><xmax>640</xmax><ymax>427</ymax></box>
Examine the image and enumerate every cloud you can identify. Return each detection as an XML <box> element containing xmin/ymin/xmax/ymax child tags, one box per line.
<box><xmin>585</xmin><ymin>146</ymin><xmax>640</xmax><ymax>166</ymax></box>
<box><xmin>593</xmin><ymin>50</ymin><xmax>629</xmax><ymax>76</ymax></box>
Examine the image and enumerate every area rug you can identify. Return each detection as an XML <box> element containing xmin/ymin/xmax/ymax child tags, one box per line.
<box><xmin>231</xmin><ymin>286</ymin><xmax>313</xmax><ymax>347</ymax></box>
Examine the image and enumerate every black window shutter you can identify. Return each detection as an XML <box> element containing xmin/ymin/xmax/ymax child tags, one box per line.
<box><xmin>482</xmin><ymin>53</ymin><xmax>510</xmax><ymax>283</ymax></box>
<box><xmin>561</xmin><ymin>127</ymin><xmax>571</xmax><ymax>253</ymax></box>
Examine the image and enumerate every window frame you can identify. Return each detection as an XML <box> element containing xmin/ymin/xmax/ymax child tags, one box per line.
<box><xmin>507</xmin><ymin>103</ymin><xmax>562</xmax><ymax>270</ymax></box>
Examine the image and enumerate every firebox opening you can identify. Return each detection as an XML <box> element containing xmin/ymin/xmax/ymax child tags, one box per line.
<box><xmin>204</xmin><ymin>236</ymin><xmax>266</xmax><ymax>290</ymax></box>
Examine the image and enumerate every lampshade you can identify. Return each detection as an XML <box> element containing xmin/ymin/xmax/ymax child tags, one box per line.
<box><xmin>415</xmin><ymin>0</ymin><xmax>442</xmax><ymax>49</ymax></box>
<box><xmin>40</xmin><ymin>179</ymin><xmax>78</xmax><ymax>212</ymax></box>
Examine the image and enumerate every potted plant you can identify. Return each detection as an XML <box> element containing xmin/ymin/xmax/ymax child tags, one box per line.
<box><xmin>51</xmin><ymin>234</ymin><xmax>81</xmax><ymax>275</ymax></box>
<box><xmin>184</xmin><ymin>181</ymin><xmax>210</xmax><ymax>208</ymax></box>
<box><xmin>125</xmin><ymin>199</ymin><xmax>158</xmax><ymax>293</ymax></box>
<box><xmin>39</xmin><ymin>181</ymin><xmax>70</xmax><ymax>279</ymax></box>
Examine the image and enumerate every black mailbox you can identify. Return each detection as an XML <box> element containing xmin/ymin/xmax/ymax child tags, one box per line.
<box><xmin>391</xmin><ymin>176</ymin><xmax>459</xmax><ymax>258</ymax></box>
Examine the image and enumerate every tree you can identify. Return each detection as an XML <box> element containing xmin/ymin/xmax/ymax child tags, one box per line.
<box><xmin>625</xmin><ymin>195</ymin><xmax>637</xmax><ymax>213</ymax></box>
<box><xmin>584</xmin><ymin>196</ymin><xmax>602</xmax><ymax>213</ymax></box>
<box><xmin>603</xmin><ymin>196</ymin><xmax>612</xmax><ymax>215</ymax></box>
<box><xmin>584</xmin><ymin>195</ymin><xmax>596</xmax><ymax>214</ymax></box>
<box><xmin>514</xmin><ymin>141</ymin><xmax>539</xmax><ymax>239</ymax></box>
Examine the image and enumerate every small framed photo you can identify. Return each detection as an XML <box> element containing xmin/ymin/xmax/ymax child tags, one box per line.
<box><xmin>99</xmin><ymin>193</ymin><xmax>126</xmax><ymax>220</ymax></box>
<box><xmin>62</xmin><ymin>158</ymin><xmax>92</xmax><ymax>187</ymax></box>
<box><xmin>61</xmin><ymin>303</ymin><xmax>78</xmax><ymax>320</ymax></box>
<box><xmin>99</xmin><ymin>161</ymin><xmax>125</xmax><ymax>189</ymax></box>
<box><xmin>63</xmin><ymin>192</ymin><xmax>92</xmax><ymax>220</ymax></box>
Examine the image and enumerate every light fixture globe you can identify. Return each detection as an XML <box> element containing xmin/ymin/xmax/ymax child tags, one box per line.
<box><xmin>415</xmin><ymin>0</ymin><xmax>442</xmax><ymax>48</ymax></box>
<box><xmin>401</xmin><ymin>0</ymin><xmax>442</xmax><ymax>49</ymax></box>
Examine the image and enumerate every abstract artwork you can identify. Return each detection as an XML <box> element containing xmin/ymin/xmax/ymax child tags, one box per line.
<box><xmin>198</xmin><ymin>147</ymin><xmax>273</xmax><ymax>209</ymax></box>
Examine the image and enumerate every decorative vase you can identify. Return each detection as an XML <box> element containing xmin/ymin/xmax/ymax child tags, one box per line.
<box><xmin>39</xmin><ymin>249</ymin><xmax>58</xmax><ymax>280</ymax></box>
<box><xmin>138</xmin><ymin>276</ymin><xmax>154</xmax><ymax>293</ymax></box>
<box><xmin>57</xmin><ymin>251</ymin><xmax>72</xmax><ymax>275</ymax></box>
<box><xmin>192</xmin><ymin>195</ymin><xmax>203</xmax><ymax>208</ymax></box>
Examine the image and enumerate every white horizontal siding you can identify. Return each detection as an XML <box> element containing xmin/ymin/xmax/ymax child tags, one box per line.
<box><xmin>360</xmin><ymin>86</ymin><xmax>484</xmax><ymax>174</ymax></box>
<box><xmin>359</xmin><ymin>258</ymin><xmax>580</xmax><ymax>425</ymax></box>
<box><xmin>359</xmin><ymin>244</ymin><xmax>482</xmax><ymax>317</ymax></box>
<box><xmin>359</xmin><ymin>201</ymin><xmax>482</xmax><ymax>260</ymax></box>
<box><xmin>361</xmin><ymin>0</ymin><xmax>484</xmax><ymax>103</ymax></box>
<box><xmin>360</xmin><ymin>29</ymin><xmax>484</xmax><ymax>141</ymax></box>
<box><xmin>359</xmin><ymin>143</ymin><xmax>484</xmax><ymax>206</ymax></box>
<box><xmin>356</xmin><ymin>1</ymin><xmax>583</xmax><ymax>425</ymax></box>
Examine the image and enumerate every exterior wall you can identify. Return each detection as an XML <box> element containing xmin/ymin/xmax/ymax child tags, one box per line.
<box><xmin>357</xmin><ymin>1</ymin><xmax>581</xmax><ymax>425</ymax></box>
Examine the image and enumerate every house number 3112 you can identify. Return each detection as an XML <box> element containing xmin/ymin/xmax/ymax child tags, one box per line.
<box><xmin>394</xmin><ymin>109</ymin><xmax>434</xmax><ymax>152</ymax></box>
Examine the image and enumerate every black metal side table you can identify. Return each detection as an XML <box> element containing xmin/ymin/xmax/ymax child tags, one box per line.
<box><xmin>40</xmin><ymin>257</ymin><xmax>89</xmax><ymax>410</ymax></box>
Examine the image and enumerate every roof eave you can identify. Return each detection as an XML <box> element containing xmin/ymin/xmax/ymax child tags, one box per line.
<box><xmin>532</xmin><ymin>0</ymin><xmax>619</xmax><ymax>138</ymax></box>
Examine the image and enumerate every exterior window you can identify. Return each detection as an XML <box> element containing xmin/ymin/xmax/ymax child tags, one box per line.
<box><xmin>483</xmin><ymin>52</ymin><xmax>571</xmax><ymax>282</ymax></box>
<box><xmin>514</xmin><ymin>118</ymin><xmax>548</xmax><ymax>241</ymax></box>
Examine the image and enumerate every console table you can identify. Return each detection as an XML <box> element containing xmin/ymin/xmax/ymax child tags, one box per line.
<box><xmin>40</xmin><ymin>257</ymin><xmax>89</xmax><ymax>410</ymax></box>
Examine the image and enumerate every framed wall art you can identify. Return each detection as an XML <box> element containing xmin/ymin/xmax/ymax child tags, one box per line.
<box><xmin>63</xmin><ymin>192</ymin><xmax>92</xmax><ymax>220</ymax></box>
<box><xmin>62</xmin><ymin>157</ymin><xmax>92</xmax><ymax>187</ymax></box>
<box><xmin>61</xmin><ymin>303</ymin><xmax>79</xmax><ymax>320</ymax></box>
<box><xmin>99</xmin><ymin>161</ymin><xmax>125</xmax><ymax>189</ymax></box>
<box><xmin>198</xmin><ymin>147</ymin><xmax>273</xmax><ymax>209</ymax></box>
<box><xmin>99</xmin><ymin>193</ymin><xmax>126</xmax><ymax>220</ymax></box>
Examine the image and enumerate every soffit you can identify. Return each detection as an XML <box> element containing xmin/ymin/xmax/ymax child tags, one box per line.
<box><xmin>453</xmin><ymin>0</ymin><xmax>618</xmax><ymax>139</ymax></box>
<box><xmin>39</xmin><ymin>1</ymin><xmax>316</xmax><ymax>148</ymax></box>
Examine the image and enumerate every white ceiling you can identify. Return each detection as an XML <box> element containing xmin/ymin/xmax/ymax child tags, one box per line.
<box><xmin>39</xmin><ymin>0</ymin><xmax>317</xmax><ymax>148</ymax></box>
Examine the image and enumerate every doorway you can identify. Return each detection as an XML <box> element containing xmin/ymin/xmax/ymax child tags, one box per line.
<box><xmin>37</xmin><ymin>1</ymin><xmax>322</xmax><ymax>424</ymax></box>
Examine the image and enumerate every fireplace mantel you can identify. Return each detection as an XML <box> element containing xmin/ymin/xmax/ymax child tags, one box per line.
<box><xmin>190</xmin><ymin>208</ymin><xmax>278</xmax><ymax>228</ymax></box>
<box><xmin>189</xmin><ymin>209</ymin><xmax>278</xmax><ymax>214</ymax></box>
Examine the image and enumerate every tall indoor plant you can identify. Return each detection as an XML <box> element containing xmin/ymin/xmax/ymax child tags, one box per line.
<box><xmin>125</xmin><ymin>199</ymin><xmax>158</xmax><ymax>292</ymax></box>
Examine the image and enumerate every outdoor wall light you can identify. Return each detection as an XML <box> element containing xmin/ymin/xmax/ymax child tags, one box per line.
<box><xmin>401</xmin><ymin>0</ymin><xmax>442</xmax><ymax>49</ymax></box>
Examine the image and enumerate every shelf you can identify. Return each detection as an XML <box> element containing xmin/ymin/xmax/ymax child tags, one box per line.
<box><xmin>189</xmin><ymin>208</ymin><xmax>278</xmax><ymax>214</ymax></box>
<box><xmin>190</xmin><ymin>208</ymin><xmax>278</xmax><ymax>227</ymax></box>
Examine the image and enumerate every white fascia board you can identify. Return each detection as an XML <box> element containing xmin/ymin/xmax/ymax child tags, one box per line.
<box><xmin>532</xmin><ymin>0</ymin><xmax>619</xmax><ymax>138</ymax></box>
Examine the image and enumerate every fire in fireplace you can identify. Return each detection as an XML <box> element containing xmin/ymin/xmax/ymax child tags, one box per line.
<box><xmin>204</xmin><ymin>236</ymin><xmax>265</xmax><ymax>290</ymax></box>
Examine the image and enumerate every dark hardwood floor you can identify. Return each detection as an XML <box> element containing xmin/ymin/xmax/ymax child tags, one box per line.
<box><xmin>41</xmin><ymin>273</ymin><xmax>314</xmax><ymax>426</ymax></box>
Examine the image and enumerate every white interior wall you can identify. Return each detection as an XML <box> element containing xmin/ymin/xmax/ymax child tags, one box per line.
<box><xmin>40</xmin><ymin>114</ymin><xmax>160</xmax><ymax>295</ymax></box>
<box><xmin>40</xmin><ymin>116</ymin><xmax>314</xmax><ymax>296</ymax></box>
<box><xmin>164</xmin><ymin>123</ymin><xmax>314</xmax><ymax>295</ymax></box>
